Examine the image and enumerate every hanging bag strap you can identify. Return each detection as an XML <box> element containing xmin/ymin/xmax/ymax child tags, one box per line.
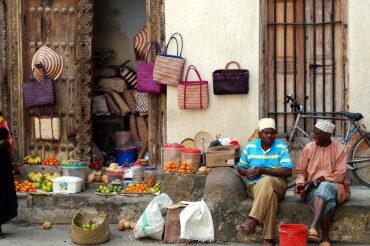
<box><xmin>164</xmin><ymin>32</ymin><xmax>183</xmax><ymax>58</ymax></box>
<box><xmin>225</xmin><ymin>61</ymin><xmax>241</xmax><ymax>70</ymax></box>
<box><xmin>144</xmin><ymin>41</ymin><xmax>161</xmax><ymax>62</ymax></box>
<box><xmin>183</xmin><ymin>65</ymin><xmax>204</xmax><ymax>109</ymax></box>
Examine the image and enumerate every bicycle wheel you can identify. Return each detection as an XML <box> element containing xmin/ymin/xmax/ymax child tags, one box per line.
<box><xmin>349</xmin><ymin>137</ymin><xmax>370</xmax><ymax>187</ymax></box>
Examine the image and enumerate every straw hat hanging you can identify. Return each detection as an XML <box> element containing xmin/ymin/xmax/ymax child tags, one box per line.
<box><xmin>32</xmin><ymin>46</ymin><xmax>63</xmax><ymax>81</ymax></box>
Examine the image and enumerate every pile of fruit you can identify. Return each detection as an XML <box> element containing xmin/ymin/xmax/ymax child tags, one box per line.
<box><xmin>96</xmin><ymin>184</ymin><xmax>122</xmax><ymax>194</ymax></box>
<box><xmin>28</xmin><ymin>172</ymin><xmax>60</xmax><ymax>182</ymax></box>
<box><xmin>24</xmin><ymin>155</ymin><xmax>42</xmax><ymax>165</ymax></box>
<box><xmin>123</xmin><ymin>183</ymin><xmax>160</xmax><ymax>193</ymax></box>
<box><xmin>163</xmin><ymin>160</ymin><xmax>177</xmax><ymax>172</ymax></box>
<box><xmin>42</xmin><ymin>156</ymin><xmax>59</xmax><ymax>166</ymax></box>
<box><xmin>89</xmin><ymin>160</ymin><xmax>103</xmax><ymax>171</ymax></box>
<box><xmin>177</xmin><ymin>162</ymin><xmax>194</xmax><ymax>173</ymax></box>
<box><xmin>62</xmin><ymin>156</ymin><xmax>74</xmax><ymax>164</ymax></box>
<box><xmin>14</xmin><ymin>180</ymin><xmax>36</xmax><ymax>193</ymax></box>
<box><xmin>28</xmin><ymin>172</ymin><xmax>60</xmax><ymax>192</ymax></box>
<box><xmin>79</xmin><ymin>222</ymin><xmax>98</xmax><ymax>230</ymax></box>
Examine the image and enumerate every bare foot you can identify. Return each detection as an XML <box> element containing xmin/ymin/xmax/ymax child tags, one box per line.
<box><xmin>236</xmin><ymin>217</ymin><xmax>258</xmax><ymax>234</ymax></box>
<box><xmin>263</xmin><ymin>239</ymin><xmax>275</xmax><ymax>246</ymax></box>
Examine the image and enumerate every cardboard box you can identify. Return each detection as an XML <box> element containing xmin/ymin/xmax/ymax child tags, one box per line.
<box><xmin>205</xmin><ymin>147</ymin><xmax>235</xmax><ymax>167</ymax></box>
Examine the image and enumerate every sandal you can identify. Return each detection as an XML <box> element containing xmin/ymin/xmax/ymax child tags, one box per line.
<box><xmin>308</xmin><ymin>228</ymin><xmax>320</xmax><ymax>242</ymax></box>
<box><xmin>319</xmin><ymin>241</ymin><xmax>331</xmax><ymax>246</ymax></box>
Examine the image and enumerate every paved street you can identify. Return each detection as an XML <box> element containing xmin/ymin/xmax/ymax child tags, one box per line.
<box><xmin>1</xmin><ymin>223</ymin><xmax>368</xmax><ymax>246</ymax></box>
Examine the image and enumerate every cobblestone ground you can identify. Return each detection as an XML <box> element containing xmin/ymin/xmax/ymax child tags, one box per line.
<box><xmin>1</xmin><ymin>223</ymin><xmax>367</xmax><ymax>246</ymax></box>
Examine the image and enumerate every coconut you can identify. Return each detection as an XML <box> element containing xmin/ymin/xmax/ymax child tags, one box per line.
<box><xmin>129</xmin><ymin>221</ymin><xmax>136</xmax><ymax>230</ymax></box>
<box><xmin>117</xmin><ymin>219</ymin><xmax>126</xmax><ymax>231</ymax></box>
<box><xmin>94</xmin><ymin>173</ymin><xmax>102</xmax><ymax>182</ymax></box>
<box><xmin>42</xmin><ymin>221</ymin><xmax>52</xmax><ymax>230</ymax></box>
<box><xmin>87</xmin><ymin>173</ymin><xmax>95</xmax><ymax>183</ymax></box>
<box><xmin>198</xmin><ymin>166</ymin><xmax>208</xmax><ymax>175</ymax></box>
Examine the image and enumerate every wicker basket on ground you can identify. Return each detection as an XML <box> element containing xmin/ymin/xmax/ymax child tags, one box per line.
<box><xmin>71</xmin><ymin>209</ymin><xmax>110</xmax><ymax>245</ymax></box>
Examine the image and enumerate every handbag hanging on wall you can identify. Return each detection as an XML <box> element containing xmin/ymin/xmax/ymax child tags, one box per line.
<box><xmin>136</xmin><ymin>41</ymin><xmax>166</xmax><ymax>94</ymax></box>
<box><xmin>153</xmin><ymin>32</ymin><xmax>186</xmax><ymax>86</ymax></box>
<box><xmin>212</xmin><ymin>61</ymin><xmax>249</xmax><ymax>95</ymax></box>
<box><xmin>23</xmin><ymin>63</ymin><xmax>56</xmax><ymax>109</ymax></box>
<box><xmin>178</xmin><ymin>65</ymin><xmax>209</xmax><ymax>109</ymax></box>
<box><xmin>34</xmin><ymin>114</ymin><xmax>61</xmax><ymax>141</ymax></box>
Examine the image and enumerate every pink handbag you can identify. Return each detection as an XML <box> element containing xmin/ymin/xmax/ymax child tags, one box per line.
<box><xmin>178</xmin><ymin>65</ymin><xmax>209</xmax><ymax>109</ymax></box>
<box><xmin>136</xmin><ymin>41</ymin><xmax>166</xmax><ymax>94</ymax></box>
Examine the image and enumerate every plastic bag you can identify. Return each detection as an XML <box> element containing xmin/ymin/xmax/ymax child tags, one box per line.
<box><xmin>179</xmin><ymin>199</ymin><xmax>214</xmax><ymax>242</ymax></box>
<box><xmin>134</xmin><ymin>193</ymin><xmax>173</xmax><ymax>240</ymax></box>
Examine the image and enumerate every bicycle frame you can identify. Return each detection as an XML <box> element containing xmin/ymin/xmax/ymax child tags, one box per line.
<box><xmin>287</xmin><ymin>111</ymin><xmax>370</xmax><ymax>170</ymax></box>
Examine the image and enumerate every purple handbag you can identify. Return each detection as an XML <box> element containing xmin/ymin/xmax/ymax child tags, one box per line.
<box><xmin>212</xmin><ymin>61</ymin><xmax>249</xmax><ymax>95</ymax></box>
<box><xmin>23</xmin><ymin>63</ymin><xmax>56</xmax><ymax>108</ymax></box>
<box><xmin>136</xmin><ymin>41</ymin><xmax>166</xmax><ymax>94</ymax></box>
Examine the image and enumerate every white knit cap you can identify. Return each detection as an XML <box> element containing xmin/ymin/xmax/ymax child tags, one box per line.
<box><xmin>258</xmin><ymin>118</ymin><xmax>276</xmax><ymax>132</ymax></box>
<box><xmin>315</xmin><ymin>120</ymin><xmax>335</xmax><ymax>134</ymax></box>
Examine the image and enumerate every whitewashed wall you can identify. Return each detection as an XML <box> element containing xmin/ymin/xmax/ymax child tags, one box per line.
<box><xmin>165</xmin><ymin>0</ymin><xmax>260</xmax><ymax>146</ymax></box>
<box><xmin>348</xmin><ymin>0</ymin><xmax>370</xmax><ymax>125</ymax></box>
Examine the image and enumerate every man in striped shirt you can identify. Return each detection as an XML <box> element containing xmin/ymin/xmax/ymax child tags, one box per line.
<box><xmin>236</xmin><ymin>118</ymin><xmax>293</xmax><ymax>246</ymax></box>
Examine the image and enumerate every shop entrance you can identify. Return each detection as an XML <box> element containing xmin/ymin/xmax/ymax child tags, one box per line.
<box><xmin>92</xmin><ymin>0</ymin><xmax>147</xmax><ymax>163</ymax></box>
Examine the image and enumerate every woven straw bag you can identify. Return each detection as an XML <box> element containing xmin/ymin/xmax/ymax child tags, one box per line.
<box><xmin>112</xmin><ymin>91</ymin><xmax>130</xmax><ymax>115</ymax></box>
<box><xmin>71</xmin><ymin>209</ymin><xmax>110</xmax><ymax>245</ymax></box>
<box><xmin>94</xmin><ymin>67</ymin><xmax>117</xmax><ymax>79</ymax></box>
<box><xmin>104</xmin><ymin>93</ymin><xmax>121</xmax><ymax>115</ymax></box>
<box><xmin>99</xmin><ymin>77</ymin><xmax>127</xmax><ymax>93</ymax></box>
<box><xmin>129</xmin><ymin>115</ymin><xmax>140</xmax><ymax>142</ymax></box>
<box><xmin>119</xmin><ymin>67</ymin><xmax>137</xmax><ymax>89</ymax></box>
<box><xmin>137</xmin><ymin>116</ymin><xmax>148</xmax><ymax>142</ymax></box>
<box><xmin>34</xmin><ymin>116</ymin><xmax>61</xmax><ymax>141</ymax></box>
<box><xmin>178</xmin><ymin>65</ymin><xmax>209</xmax><ymax>109</ymax></box>
<box><xmin>153</xmin><ymin>33</ymin><xmax>185</xmax><ymax>86</ymax></box>
<box><xmin>135</xmin><ymin>91</ymin><xmax>148</xmax><ymax>116</ymax></box>
<box><xmin>136</xmin><ymin>41</ymin><xmax>166</xmax><ymax>94</ymax></box>
<box><xmin>92</xmin><ymin>95</ymin><xmax>109</xmax><ymax>115</ymax></box>
<box><xmin>123</xmin><ymin>90</ymin><xmax>137</xmax><ymax>114</ymax></box>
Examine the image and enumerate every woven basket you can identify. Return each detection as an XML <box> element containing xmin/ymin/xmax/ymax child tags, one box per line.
<box><xmin>104</xmin><ymin>93</ymin><xmax>121</xmax><ymax>115</ymax></box>
<box><xmin>119</xmin><ymin>67</ymin><xmax>137</xmax><ymax>89</ymax></box>
<box><xmin>92</xmin><ymin>95</ymin><xmax>109</xmax><ymax>115</ymax></box>
<box><xmin>129</xmin><ymin>115</ymin><xmax>140</xmax><ymax>142</ymax></box>
<box><xmin>99</xmin><ymin>77</ymin><xmax>127</xmax><ymax>93</ymax></box>
<box><xmin>32</xmin><ymin>46</ymin><xmax>63</xmax><ymax>81</ymax></box>
<box><xmin>34</xmin><ymin>116</ymin><xmax>61</xmax><ymax>141</ymax></box>
<box><xmin>112</xmin><ymin>91</ymin><xmax>130</xmax><ymax>115</ymax></box>
<box><xmin>94</xmin><ymin>67</ymin><xmax>118</xmax><ymax>79</ymax></box>
<box><xmin>123</xmin><ymin>90</ymin><xmax>137</xmax><ymax>114</ymax></box>
<box><xmin>137</xmin><ymin>116</ymin><xmax>148</xmax><ymax>142</ymax></box>
<box><xmin>71</xmin><ymin>209</ymin><xmax>110</xmax><ymax>245</ymax></box>
<box><xmin>135</xmin><ymin>91</ymin><xmax>148</xmax><ymax>116</ymax></box>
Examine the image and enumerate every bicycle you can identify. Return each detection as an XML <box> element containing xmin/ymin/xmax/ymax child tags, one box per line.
<box><xmin>283</xmin><ymin>94</ymin><xmax>370</xmax><ymax>189</ymax></box>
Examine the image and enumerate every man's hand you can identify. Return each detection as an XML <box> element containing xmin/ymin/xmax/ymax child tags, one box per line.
<box><xmin>295</xmin><ymin>181</ymin><xmax>314</xmax><ymax>196</ymax></box>
<box><xmin>248</xmin><ymin>167</ymin><xmax>264</xmax><ymax>179</ymax></box>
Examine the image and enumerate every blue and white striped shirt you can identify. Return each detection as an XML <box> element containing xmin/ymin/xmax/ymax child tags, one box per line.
<box><xmin>237</xmin><ymin>139</ymin><xmax>293</xmax><ymax>183</ymax></box>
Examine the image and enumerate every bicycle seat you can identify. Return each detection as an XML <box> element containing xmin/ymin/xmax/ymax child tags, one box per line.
<box><xmin>338</xmin><ymin>111</ymin><xmax>363</xmax><ymax>121</ymax></box>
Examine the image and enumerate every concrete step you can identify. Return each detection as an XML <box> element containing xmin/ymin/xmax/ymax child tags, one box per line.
<box><xmin>14</xmin><ymin>172</ymin><xmax>370</xmax><ymax>244</ymax></box>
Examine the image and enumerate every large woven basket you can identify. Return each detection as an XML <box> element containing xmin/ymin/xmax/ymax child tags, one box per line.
<box><xmin>71</xmin><ymin>209</ymin><xmax>110</xmax><ymax>245</ymax></box>
<box><xmin>99</xmin><ymin>77</ymin><xmax>127</xmax><ymax>93</ymax></box>
<box><xmin>123</xmin><ymin>90</ymin><xmax>137</xmax><ymax>114</ymax></box>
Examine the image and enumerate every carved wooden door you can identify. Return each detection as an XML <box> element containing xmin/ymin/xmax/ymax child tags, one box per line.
<box><xmin>22</xmin><ymin>0</ymin><xmax>93</xmax><ymax>161</ymax></box>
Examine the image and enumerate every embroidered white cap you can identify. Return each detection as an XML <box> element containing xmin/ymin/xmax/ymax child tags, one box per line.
<box><xmin>258</xmin><ymin>118</ymin><xmax>276</xmax><ymax>132</ymax></box>
<box><xmin>315</xmin><ymin>119</ymin><xmax>335</xmax><ymax>134</ymax></box>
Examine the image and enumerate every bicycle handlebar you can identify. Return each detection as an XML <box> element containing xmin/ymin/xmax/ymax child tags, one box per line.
<box><xmin>284</xmin><ymin>94</ymin><xmax>303</xmax><ymax>113</ymax></box>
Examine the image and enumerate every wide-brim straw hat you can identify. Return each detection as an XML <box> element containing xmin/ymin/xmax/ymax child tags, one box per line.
<box><xmin>32</xmin><ymin>46</ymin><xmax>63</xmax><ymax>81</ymax></box>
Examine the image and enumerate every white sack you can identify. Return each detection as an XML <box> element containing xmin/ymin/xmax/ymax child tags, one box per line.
<box><xmin>133</xmin><ymin>193</ymin><xmax>173</xmax><ymax>240</ymax></box>
<box><xmin>179</xmin><ymin>199</ymin><xmax>214</xmax><ymax>242</ymax></box>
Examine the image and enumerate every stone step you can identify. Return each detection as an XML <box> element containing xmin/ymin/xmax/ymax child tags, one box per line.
<box><xmin>14</xmin><ymin>172</ymin><xmax>370</xmax><ymax>244</ymax></box>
